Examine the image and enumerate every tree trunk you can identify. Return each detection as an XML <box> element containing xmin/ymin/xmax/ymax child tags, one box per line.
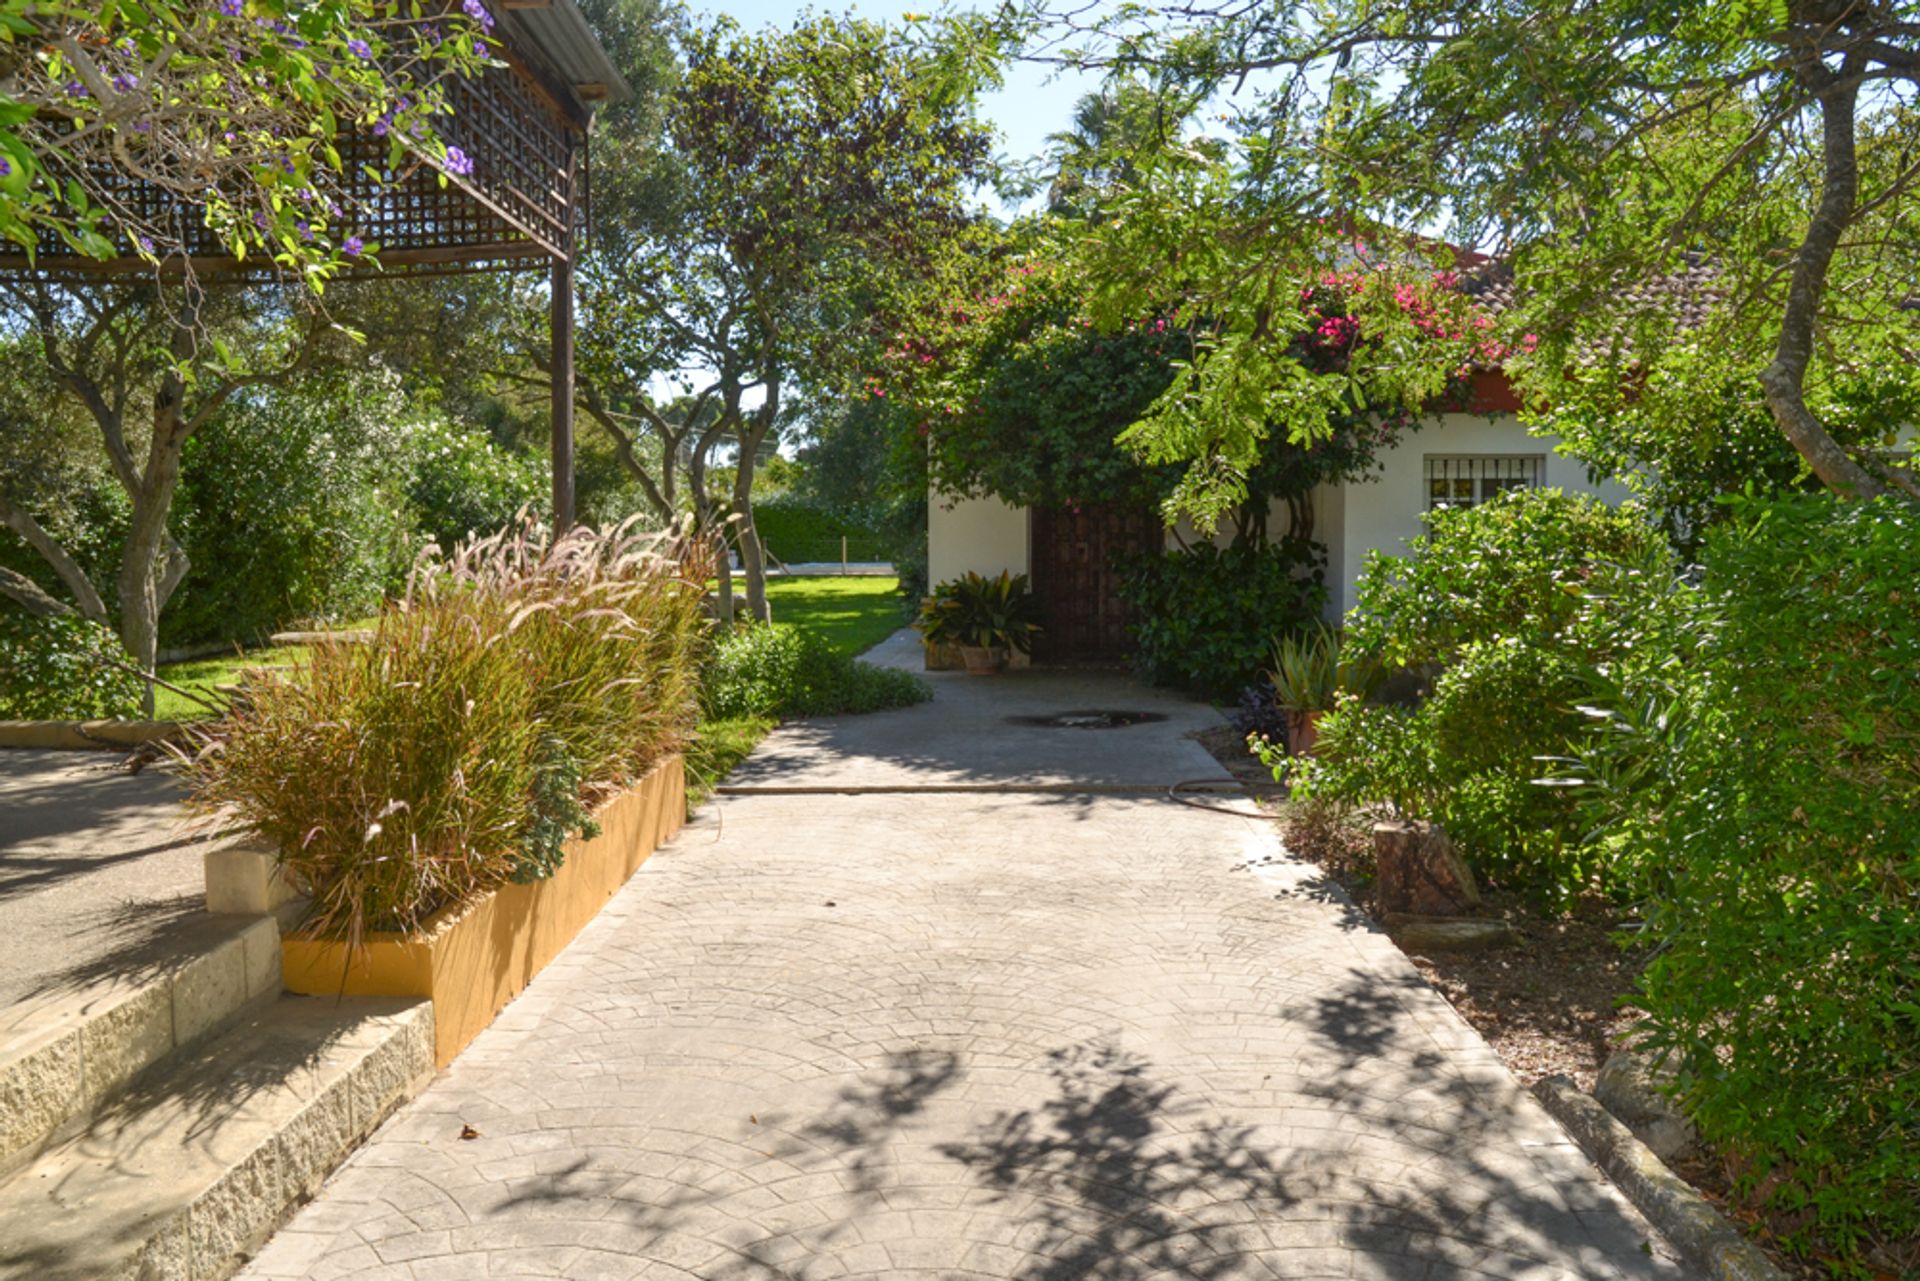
<box><xmin>733</xmin><ymin>376</ymin><xmax>779</xmax><ymax>624</ymax></box>
<box><xmin>117</xmin><ymin>327</ymin><xmax>198</xmax><ymax>716</ymax></box>
<box><xmin>1759</xmin><ymin>64</ymin><xmax>1897</xmax><ymax>501</ymax></box>
<box><xmin>1373</xmin><ymin>820</ymin><xmax>1481</xmax><ymax>917</ymax></box>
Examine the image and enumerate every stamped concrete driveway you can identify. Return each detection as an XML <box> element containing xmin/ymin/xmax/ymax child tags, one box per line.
<box><xmin>244</xmin><ymin>636</ymin><xmax>1683</xmax><ymax>1281</ymax></box>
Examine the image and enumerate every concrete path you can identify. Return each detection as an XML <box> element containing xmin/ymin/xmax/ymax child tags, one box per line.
<box><xmin>0</xmin><ymin>749</ymin><xmax>223</xmax><ymax>1012</ymax></box>
<box><xmin>243</xmin><ymin>643</ymin><xmax>1683</xmax><ymax>1281</ymax></box>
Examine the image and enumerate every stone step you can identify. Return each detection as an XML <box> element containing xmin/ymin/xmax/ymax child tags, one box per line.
<box><xmin>0</xmin><ymin>913</ymin><xmax>282</xmax><ymax>1177</ymax></box>
<box><xmin>0</xmin><ymin>994</ymin><xmax>433</xmax><ymax>1281</ymax></box>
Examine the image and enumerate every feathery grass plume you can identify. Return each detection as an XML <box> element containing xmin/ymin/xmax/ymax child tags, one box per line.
<box><xmin>186</xmin><ymin>514</ymin><xmax>714</xmax><ymax>945</ymax></box>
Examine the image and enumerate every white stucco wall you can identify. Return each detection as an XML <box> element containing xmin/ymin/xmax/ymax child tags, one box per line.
<box><xmin>1327</xmin><ymin>413</ymin><xmax>1631</xmax><ymax>619</ymax></box>
<box><xmin>927</xmin><ymin>493</ymin><xmax>1029</xmax><ymax>586</ymax></box>
<box><xmin>926</xmin><ymin>415</ymin><xmax>1631</xmax><ymax>621</ymax></box>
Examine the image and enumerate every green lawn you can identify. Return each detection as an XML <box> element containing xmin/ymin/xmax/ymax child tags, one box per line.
<box><xmin>152</xmin><ymin>645</ymin><xmax>311</xmax><ymax>721</ymax></box>
<box><xmin>761</xmin><ymin>574</ymin><xmax>907</xmax><ymax>657</ymax></box>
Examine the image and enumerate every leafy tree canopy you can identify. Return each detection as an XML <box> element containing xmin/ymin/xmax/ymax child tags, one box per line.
<box><xmin>1026</xmin><ymin>0</ymin><xmax>1920</xmax><ymax>508</ymax></box>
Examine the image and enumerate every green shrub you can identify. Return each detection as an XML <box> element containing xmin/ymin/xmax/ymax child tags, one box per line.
<box><xmin>704</xmin><ymin>624</ymin><xmax>930</xmax><ymax>719</ymax></box>
<box><xmin>1119</xmin><ymin>540</ymin><xmax>1325</xmax><ymax>697</ymax></box>
<box><xmin>752</xmin><ymin>495</ymin><xmax>891</xmax><ymax>564</ymax></box>
<box><xmin>1344</xmin><ymin>487</ymin><xmax>1667</xmax><ymax>668</ymax></box>
<box><xmin>165</xmin><ymin>383</ymin><xmax>409</xmax><ymax>646</ymax></box>
<box><xmin>1610</xmin><ymin>495</ymin><xmax>1919</xmax><ymax>1260</ymax></box>
<box><xmin>0</xmin><ymin>611</ymin><xmax>144</xmax><ymax>720</ymax></box>
<box><xmin>402</xmin><ymin>419</ymin><xmax>546</xmax><ymax>553</ymax></box>
<box><xmin>1296</xmin><ymin>489</ymin><xmax>1675</xmax><ymax>903</ymax></box>
<box><xmin>186</xmin><ymin>520</ymin><xmax>713</xmax><ymax>940</ymax></box>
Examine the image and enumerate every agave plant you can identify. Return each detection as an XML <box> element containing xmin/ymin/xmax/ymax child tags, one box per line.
<box><xmin>914</xmin><ymin>570</ymin><xmax>1043</xmax><ymax>655</ymax></box>
<box><xmin>1267</xmin><ymin>625</ymin><xmax>1385</xmax><ymax>754</ymax></box>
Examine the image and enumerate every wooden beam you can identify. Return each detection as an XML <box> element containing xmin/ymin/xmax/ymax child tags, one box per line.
<box><xmin>573</xmin><ymin>83</ymin><xmax>609</xmax><ymax>101</ymax></box>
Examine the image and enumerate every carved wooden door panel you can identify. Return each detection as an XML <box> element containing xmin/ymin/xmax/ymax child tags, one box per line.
<box><xmin>1029</xmin><ymin>501</ymin><xmax>1160</xmax><ymax>663</ymax></box>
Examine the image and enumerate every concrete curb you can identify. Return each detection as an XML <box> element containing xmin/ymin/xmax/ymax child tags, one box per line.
<box><xmin>1532</xmin><ymin>1075</ymin><xmax>1788</xmax><ymax>1281</ymax></box>
<box><xmin>716</xmin><ymin>781</ymin><xmax>1252</xmax><ymax>796</ymax></box>
<box><xmin>0</xmin><ymin>718</ymin><xmax>185</xmax><ymax>750</ymax></box>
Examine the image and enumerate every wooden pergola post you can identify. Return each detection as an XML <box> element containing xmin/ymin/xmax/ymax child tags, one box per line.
<box><xmin>550</xmin><ymin>144</ymin><xmax>579</xmax><ymax>532</ymax></box>
<box><xmin>550</xmin><ymin>252</ymin><xmax>576</xmax><ymax>532</ymax></box>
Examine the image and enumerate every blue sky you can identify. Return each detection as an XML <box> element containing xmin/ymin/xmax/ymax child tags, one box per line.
<box><xmin>686</xmin><ymin>0</ymin><xmax>1105</xmax><ymax>178</ymax></box>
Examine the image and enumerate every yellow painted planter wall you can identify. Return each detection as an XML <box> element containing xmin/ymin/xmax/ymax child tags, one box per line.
<box><xmin>282</xmin><ymin>754</ymin><xmax>685</xmax><ymax>1067</ymax></box>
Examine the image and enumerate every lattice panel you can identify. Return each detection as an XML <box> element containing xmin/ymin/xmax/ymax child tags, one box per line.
<box><xmin>1</xmin><ymin>48</ymin><xmax>578</xmax><ymax>279</ymax></box>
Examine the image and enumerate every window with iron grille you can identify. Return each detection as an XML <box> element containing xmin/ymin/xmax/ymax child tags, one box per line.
<box><xmin>1424</xmin><ymin>455</ymin><xmax>1545</xmax><ymax>512</ymax></box>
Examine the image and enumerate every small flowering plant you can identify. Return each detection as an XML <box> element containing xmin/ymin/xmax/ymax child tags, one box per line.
<box><xmin>0</xmin><ymin>0</ymin><xmax>498</xmax><ymax>289</ymax></box>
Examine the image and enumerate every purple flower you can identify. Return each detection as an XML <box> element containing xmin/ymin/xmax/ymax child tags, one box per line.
<box><xmin>111</xmin><ymin>73</ymin><xmax>136</xmax><ymax>94</ymax></box>
<box><xmin>462</xmin><ymin>0</ymin><xmax>494</xmax><ymax>32</ymax></box>
<box><xmin>372</xmin><ymin>116</ymin><xmax>389</xmax><ymax>137</ymax></box>
<box><xmin>253</xmin><ymin>211</ymin><xmax>269</xmax><ymax>230</ymax></box>
<box><xmin>343</xmin><ymin>235</ymin><xmax>364</xmax><ymax>257</ymax></box>
<box><xmin>444</xmin><ymin>146</ymin><xmax>473</xmax><ymax>177</ymax></box>
<box><xmin>65</xmin><ymin>81</ymin><xmax>87</xmax><ymax>97</ymax></box>
<box><xmin>138</xmin><ymin>234</ymin><xmax>154</xmax><ymax>252</ymax></box>
<box><xmin>0</xmin><ymin>158</ymin><xmax>10</xmax><ymax>178</ymax></box>
<box><xmin>296</xmin><ymin>220</ymin><xmax>312</xmax><ymax>241</ymax></box>
<box><xmin>348</xmin><ymin>38</ymin><xmax>372</xmax><ymax>58</ymax></box>
<box><xmin>220</xmin><ymin>0</ymin><xmax>243</xmax><ymax>15</ymax></box>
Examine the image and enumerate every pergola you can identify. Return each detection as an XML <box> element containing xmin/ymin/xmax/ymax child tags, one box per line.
<box><xmin>0</xmin><ymin>0</ymin><xmax>629</xmax><ymax>528</ymax></box>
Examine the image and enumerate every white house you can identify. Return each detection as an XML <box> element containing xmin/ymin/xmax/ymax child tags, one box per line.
<box><xmin>927</xmin><ymin>372</ymin><xmax>1631</xmax><ymax>663</ymax></box>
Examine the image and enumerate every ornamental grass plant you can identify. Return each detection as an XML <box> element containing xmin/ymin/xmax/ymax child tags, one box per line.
<box><xmin>186</xmin><ymin>517</ymin><xmax>712</xmax><ymax>945</ymax></box>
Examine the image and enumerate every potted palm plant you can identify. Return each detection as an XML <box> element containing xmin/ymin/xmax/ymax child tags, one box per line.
<box><xmin>914</xmin><ymin>571</ymin><xmax>1043</xmax><ymax>674</ymax></box>
<box><xmin>1267</xmin><ymin>624</ymin><xmax>1384</xmax><ymax>754</ymax></box>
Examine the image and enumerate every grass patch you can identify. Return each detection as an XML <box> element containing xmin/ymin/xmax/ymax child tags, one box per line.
<box><xmin>153</xmin><ymin>647</ymin><xmax>310</xmax><ymax>721</ymax></box>
<box><xmin>762</xmin><ymin>575</ymin><xmax>906</xmax><ymax>657</ymax></box>
<box><xmin>684</xmin><ymin>713</ymin><xmax>776</xmax><ymax>809</ymax></box>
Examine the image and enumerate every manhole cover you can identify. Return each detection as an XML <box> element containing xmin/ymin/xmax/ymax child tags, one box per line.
<box><xmin>1006</xmin><ymin>710</ymin><xmax>1169</xmax><ymax>730</ymax></box>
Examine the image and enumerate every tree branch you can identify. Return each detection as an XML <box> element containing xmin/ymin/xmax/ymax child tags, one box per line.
<box><xmin>0</xmin><ymin>489</ymin><xmax>110</xmax><ymax>622</ymax></box>
<box><xmin>1758</xmin><ymin>59</ymin><xmax>1895</xmax><ymax>500</ymax></box>
<box><xmin>0</xmin><ymin>566</ymin><xmax>80</xmax><ymax>619</ymax></box>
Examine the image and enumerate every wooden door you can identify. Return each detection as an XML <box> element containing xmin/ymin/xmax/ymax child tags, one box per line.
<box><xmin>1029</xmin><ymin>501</ymin><xmax>1160</xmax><ymax>663</ymax></box>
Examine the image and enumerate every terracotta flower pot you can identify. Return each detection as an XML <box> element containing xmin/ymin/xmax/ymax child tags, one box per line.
<box><xmin>958</xmin><ymin>644</ymin><xmax>1009</xmax><ymax>675</ymax></box>
<box><xmin>1287</xmin><ymin>709</ymin><xmax>1321</xmax><ymax>756</ymax></box>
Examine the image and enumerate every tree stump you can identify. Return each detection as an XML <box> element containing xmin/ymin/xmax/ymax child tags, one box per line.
<box><xmin>1373</xmin><ymin>820</ymin><xmax>1481</xmax><ymax>916</ymax></box>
